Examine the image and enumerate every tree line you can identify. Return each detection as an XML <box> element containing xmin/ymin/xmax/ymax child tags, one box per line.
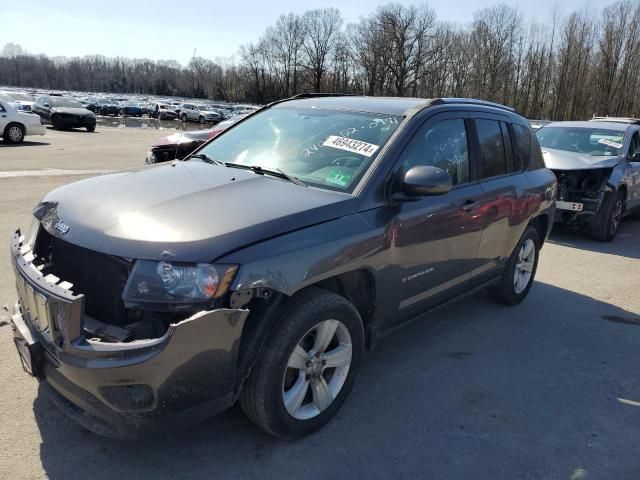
<box><xmin>2</xmin><ymin>1</ymin><xmax>640</xmax><ymax>120</ymax></box>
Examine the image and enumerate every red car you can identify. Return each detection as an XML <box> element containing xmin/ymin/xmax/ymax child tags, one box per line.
<box><xmin>145</xmin><ymin>114</ymin><xmax>248</xmax><ymax>164</ymax></box>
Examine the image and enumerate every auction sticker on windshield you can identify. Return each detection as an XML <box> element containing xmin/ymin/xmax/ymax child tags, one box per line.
<box><xmin>598</xmin><ymin>138</ymin><xmax>623</xmax><ymax>149</ymax></box>
<box><xmin>323</xmin><ymin>135</ymin><xmax>380</xmax><ymax>157</ymax></box>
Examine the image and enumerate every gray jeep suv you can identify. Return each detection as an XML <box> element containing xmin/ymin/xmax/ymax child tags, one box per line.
<box><xmin>9</xmin><ymin>95</ymin><xmax>556</xmax><ymax>439</ymax></box>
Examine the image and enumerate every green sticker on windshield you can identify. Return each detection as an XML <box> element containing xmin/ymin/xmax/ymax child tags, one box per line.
<box><xmin>326</xmin><ymin>169</ymin><xmax>352</xmax><ymax>187</ymax></box>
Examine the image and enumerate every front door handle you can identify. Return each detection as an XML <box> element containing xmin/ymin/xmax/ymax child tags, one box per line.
<box><xmin>461</xmin><ymin>200</ymin><xmax>481</xmax><ymax>211</ymax></box>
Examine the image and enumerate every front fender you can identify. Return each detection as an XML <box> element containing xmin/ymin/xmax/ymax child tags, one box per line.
<box><xmin>220</xmin><ymin>212</ymin><xmax>385</xmax><ymax>296</ymax></box>
<box><xmin>607</xmin><ymin>165</ymin><xmax>628</xmax><ymax>194</ymax></box>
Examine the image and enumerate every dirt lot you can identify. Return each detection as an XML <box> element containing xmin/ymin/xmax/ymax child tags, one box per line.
<box><xmin>0</xmin><ymin>127</ymin><xmax>639</xmax><ymax>480</ymax></box>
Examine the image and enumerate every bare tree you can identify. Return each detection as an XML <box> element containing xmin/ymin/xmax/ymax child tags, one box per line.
<box><xmin>301</xmin><ymin>8</ymin><xmax>343</xmax><ymax>92</ymax></box>
<box><xmin>4</xmin><ymin>1</ymin><xmax>640</xmax><ymax>119</ymax></box>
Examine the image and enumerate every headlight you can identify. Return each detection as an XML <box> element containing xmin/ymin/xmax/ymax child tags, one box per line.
<box><xmin>122</xmin><ymin>260</ymin><xmax>238</xmax><ymax>309</ymax></box>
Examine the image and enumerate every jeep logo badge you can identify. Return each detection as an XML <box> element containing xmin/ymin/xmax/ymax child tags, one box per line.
<box><xmin>54</xmin><ymin>220</ymin><xmax>70</xmax><ymax>235</ymax></box>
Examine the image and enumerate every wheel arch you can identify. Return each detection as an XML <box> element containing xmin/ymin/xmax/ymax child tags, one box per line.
<box><xmin>233</xmin><ymin>268</ymin><xmax>377</xmax><ymax>395</ymax></box>
<box><xmin>3</xmin><ymin>122</ymin><xmax>26</xmax><ymax>142</ymax></box>
<box><xmin>618</xmin><ymin>183</ymin><xmax>628</xmax><ymax>203</ymax></box>
<box><xmin>528</xmin><ymin>212</ymin><xmax>550</xmax><ymax>246</ymax></box>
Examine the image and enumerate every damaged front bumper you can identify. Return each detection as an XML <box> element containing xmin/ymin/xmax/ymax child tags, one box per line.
<box><xmin>9</xmin><ymin>230</ymin><xmax>249</xmax><ymax>438</ymax></box>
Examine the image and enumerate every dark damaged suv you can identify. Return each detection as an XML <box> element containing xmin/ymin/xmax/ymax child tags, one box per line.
<box><xmin>9</xmin><ymin>95</ymin><xmax>556</xmax><ymax>439</ymax></box>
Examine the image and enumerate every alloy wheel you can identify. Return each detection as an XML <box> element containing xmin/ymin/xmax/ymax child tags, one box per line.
<box><xmin>514</xmin><ymin>239</ymin><xmax>535</xmax><ymax>294</ymax></box>
<box><xmin>8</xmin><ymin>126</ymin><xmax>23</xmax><ymax>143</ymax></box>
<box><xmin>282</xmin><ymin>319</ymin><xmax>352</xmax><ymax>420</ymax></box>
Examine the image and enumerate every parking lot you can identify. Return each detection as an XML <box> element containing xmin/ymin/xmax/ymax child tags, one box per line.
<box><xmin>0</xmin><ymin>126</ymin><xmax>639</xmax><ymax>480</ymax></box>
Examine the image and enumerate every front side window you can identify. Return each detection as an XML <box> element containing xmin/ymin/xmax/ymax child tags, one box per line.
<box><xmin>536</xmin><ymin>126</ymin><xmax>625</xmax><ymax>156</ymax></box>
<box><xmin>476</xmin><ymin>119</ymin><xmax>508</xmax><ymax>179</ymax></box>
<box><xmin>197</xmin><ymin>106</ymin><xmax>403</xmax><ymax>192</ymax></box>
<box><xmin>628</xmin><ymin>132</ymin><xmax>640</xmax><ymax>157</ymax></box>
<box><xmin>400</xmin><ymin>118</ymin><xmax>470</xmax><ymax>185</ymax></box>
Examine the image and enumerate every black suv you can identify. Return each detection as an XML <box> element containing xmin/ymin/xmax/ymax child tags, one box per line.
<box><xmin>9</xmin><ymin>95</ymin><xmax>556</xmax><ymax>439</ymax></box>
<box><xmin>31</xmin><ymin>96</ymin><xmax>96</xmax><ymax>132</ymax></box>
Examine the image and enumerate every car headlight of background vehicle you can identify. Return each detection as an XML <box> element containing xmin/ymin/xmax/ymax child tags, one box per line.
<box><xmin>122</xmin><ymin>260</ymin><xmax>238</xmax><ymax>308</ymax></box>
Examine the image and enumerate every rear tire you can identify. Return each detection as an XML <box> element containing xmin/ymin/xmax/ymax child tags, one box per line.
<box><xmin>199</xmin><ymin>116</ymin><xmax>205</xmax><ymax>124</ymax></box>
<box><xmin>240</xmin><ymin>288</ymin><xmax>364</xmax><ymax>439</ymax></box>
<box><xmin>589</xmin><ymin>190</ymin><xmax>624</xmax><ymax>242</ymax></box>
<box><xmin>3</xmin><ymin>123</ymin><xmax>25</xmax><ymax>144</ymax></box>
<box><xmin>86</xmin><ymin>126</ymin><xmax>95</xmax><ymax>133</ymax></box>
<box><xmin>488</xmin><ymin>225</ymin><xmax>540</xmax><ymax>305</ymax></box>
<box><xmin>181</xmin><ymin>114</ymin><xmax>187</xmax><ymax>122</ymax></box>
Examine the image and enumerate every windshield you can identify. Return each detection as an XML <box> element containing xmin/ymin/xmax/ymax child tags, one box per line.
<box><xmin>197</xmin><ymin>105</ymin><xmax>210</xmax><ymax>110</ymax></box>
<box><xmin>10</xmin><ymin>93</ymin><xmax>33</xmax><ymax>101</ymax></box>
<box><xmin>536</xmin><ymin>126</ymin><xmax>625</xmax><ymax>156</ymax></box>
<box><xmin>51</xmin><ymin>97</ymin><xmax>83</xmax><ymax>108</ymax></box>
<box><xmin>197</xmin><ymin>106</ymin><xmax>402</xmax><ymax>191</ymax></box>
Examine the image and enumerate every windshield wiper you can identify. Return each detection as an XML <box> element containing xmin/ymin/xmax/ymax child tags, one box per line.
<box><xmin>225</xmin><ymin>163</ymin><xmax>306</xmax><ymax>187</ymax></box>
<box><xmin>190</xmin><ymin>153</ymin><xmax>223</xmax><ymax>166</ymax></box>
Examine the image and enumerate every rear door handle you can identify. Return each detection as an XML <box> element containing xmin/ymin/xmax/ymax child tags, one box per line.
<box><xmin>461</xmin><ymin>200</ymin><xmax>481</xmax><ymax>211</ymax></box>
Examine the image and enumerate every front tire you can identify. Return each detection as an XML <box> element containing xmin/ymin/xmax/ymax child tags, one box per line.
<box><xmin>3</xmin><ymin>123</ymin><xmax>25</xmax><ymax>144</ymax></box>
<box><xmin>240</xmin><ymin>288</ymin><xmax>364</xmax><ymax>439</ymax></box>
<box><xmin>488</xmin><ymin>225</ymin><xmax>540</xmax><ymax>305</ymax></box>
<box><xmin>86</xmin><ymin>126</ymin><xmax>95</xmax><ymax>133</ymax></box>
<box><xmin>181</xmin><ymin>114</ymin><xmax>187</xmax><ymax>122</ymax></box>
<box><xmin>199</xmin><ymin>116</ymin><xmax>205</xmax><ymax>124</ymax></box>
<box><xmin>589</xmin><ymin>190</ymin><xmax>624</xmax><ymax>242</ymax></box>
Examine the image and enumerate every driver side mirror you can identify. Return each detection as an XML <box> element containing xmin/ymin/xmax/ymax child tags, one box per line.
<box><xmin>395</xmin><ymin>165</ymin><xmax>452</xmax><ymax>201</ymax></box>
<box><xmin>631</xmin><ymin>152</ymin><xmax>640</xmax><ymax>162</ymax></box>
<box><xmin>43</xmin><ymin>103</ymin><xmax>50</xmax><ymax>108</ymax></box>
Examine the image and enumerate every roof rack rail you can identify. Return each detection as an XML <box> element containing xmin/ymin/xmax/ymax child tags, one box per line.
<box><xmin>590</xmin><ymin>116</ymin><xmax>640</xmax><ymax>125</ymax></box>
<box><xmin>430</xmin><ymin>98</ymin><xmax>515</xmax><ymax>112</ymax></box>
<box><xmin>291</xmin><ymin>92</ymin><xmax>356</xmax><ymax>99</ymax></box>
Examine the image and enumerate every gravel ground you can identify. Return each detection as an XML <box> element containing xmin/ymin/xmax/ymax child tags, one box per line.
<box><xmin>0</xmin><ymin>127</ymin><xmax>639</xmax><ymax>480</ymax></box>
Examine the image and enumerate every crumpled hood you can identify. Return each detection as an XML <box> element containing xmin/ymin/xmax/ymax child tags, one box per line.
<box><xmin>37</xmin><ymin>161</ymin><xmax>357</xmax><ymax>262</ymax></box>
<box><xmin>542</xmin><ymin>147</ymin><xmax>621</xmax><ymax>170</ymax></box>
<box><xmin>51</xmin><ymin>107</ymin><xmax>94</xmax><ymax>116</ymax></box>
<box><xmin>153</xmin><ymin>130</ymin><xmax>211</xmax><ymax>147</ymax></box>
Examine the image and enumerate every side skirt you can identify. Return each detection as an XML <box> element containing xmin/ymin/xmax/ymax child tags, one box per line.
<box><xmin>365</xmin><ymin>275</ymin><xmax>502</xmax><ymax>350</ymax></box>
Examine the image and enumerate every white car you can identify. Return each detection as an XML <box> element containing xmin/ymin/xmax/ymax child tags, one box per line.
<box><xmin>0</xmin><ymin>91</ymin><xmax>36</xmax><ymax>112</ymax></box>
<box><xmin>0</xmin><ymin>98</ymin><xmax>46</xmax><ymax>144</ymax></box>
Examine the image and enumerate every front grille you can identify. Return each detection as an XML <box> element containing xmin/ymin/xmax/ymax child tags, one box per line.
<box><xmin>34</xmin><ymin>229</ymin><xmax>131</xmax><ymax>326</ymax></box>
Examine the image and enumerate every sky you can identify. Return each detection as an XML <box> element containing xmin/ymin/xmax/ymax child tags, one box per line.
<box><xmin>2</xmin><ymin>0</ymin><xmax>606</xmax><ymax>65</ymax></box>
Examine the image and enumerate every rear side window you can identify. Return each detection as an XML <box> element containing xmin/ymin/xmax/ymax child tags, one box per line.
<box><xmin>476</xmin><ymin>119</ymin><xmax>507</xmax><ymax>178</ymax></box>
<box><xmin>512</xmin><ymin>123</ymin><xmax>532</xmax><ymax>169</ymax></box>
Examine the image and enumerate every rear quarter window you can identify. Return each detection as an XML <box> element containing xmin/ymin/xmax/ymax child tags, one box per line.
<box><xmin>512</xmin><ymin>123</ymin><xmax>532</xmax><ymax>169</ymax></box>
